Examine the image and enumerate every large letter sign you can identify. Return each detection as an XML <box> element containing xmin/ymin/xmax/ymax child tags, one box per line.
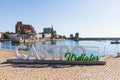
<box><xmin>13</xmin><ymin>44</ymin><xmax>86</xmax><ymax>60</ymax></box>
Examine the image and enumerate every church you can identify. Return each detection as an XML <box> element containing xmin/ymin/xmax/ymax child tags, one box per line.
<box><xmin>15</xmin><ymin>21</ymin><xmax>36</xmax><ymax>34</ymax></box>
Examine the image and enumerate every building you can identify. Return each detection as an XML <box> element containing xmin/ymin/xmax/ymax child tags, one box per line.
<box><xmin>44</xmin><ymin>33</ymin><xmax>51</xmax><ymax>38</ymax></box>
<box><xmin>8</xmin><ymin>33</ymin><xmax>18</xmax><ymax>40</ymax></box>
<box><xmin>43</xmin><ymin>28</ymin><xmax>53</xmax><ymax>33</ymax></box>
<box><xmin>0</xmin><ymin>34</ymin><xmax>1</xmax><ymax>39</ymax></box>
<box><xmin>0</xmin><ymin>32</ymin><xmax>6</xmax><ymax>39</ymax></box>
<box><xmin>43</xmin><ymin>26</ymin><xmax>57</xmax><ymax>39</ymax></box>
<box><xmin>10</xmin><ymin>33</ymin><xmax>21</xmax><ymax>42</ymax></box>
<box><xmin>70</xmin><ymin>34</ymin><xmax>74</xmax><ymax>40</ymax></box>
<box><xmin>0</xmin><ymin>32</ymin><xmax>2</xmax><ymax>39</ymax></box>
<box><xmin>74</xmin><ymin>33</ymin><xmax>79</xmax><ymax>41</ymax></box>
<box><xmin>34</xmin><ymin>33</ymin><xmax>42</xmax><ymax>40</ymax></box>
<box><xmin>15</xmin><ymin>21</ymin><xmax>36</xmax><ymax>34</ymax></box>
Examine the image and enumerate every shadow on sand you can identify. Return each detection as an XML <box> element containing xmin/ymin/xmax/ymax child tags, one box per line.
<box><xmin>0</xmin><ymin>62</ymin><xmax>78</xmax><ymax>68</ymax></box>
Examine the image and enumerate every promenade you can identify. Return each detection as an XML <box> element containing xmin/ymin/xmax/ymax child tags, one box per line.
<box><xmin>0</xmin><ymin>49</ymin><xmax>120</xmax><ymax>80</ymax></box>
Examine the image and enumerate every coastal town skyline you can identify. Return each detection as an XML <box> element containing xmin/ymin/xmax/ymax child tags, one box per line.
<box><xmin>0</xmin><ymin>0</ymin><xmax>120</xmax><ymax>37</ymax></box>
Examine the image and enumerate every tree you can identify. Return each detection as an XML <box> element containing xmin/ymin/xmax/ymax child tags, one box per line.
<box><xmin>3</xmin><ymin>33</ymin><xmax>8</xmax><ymax>39</ymax></box>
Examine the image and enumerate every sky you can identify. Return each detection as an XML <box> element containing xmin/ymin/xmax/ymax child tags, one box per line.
<box><xmin>0</xmin><ymin>0</ymin><xmax>120</xmax><ymax>37</ymax></box>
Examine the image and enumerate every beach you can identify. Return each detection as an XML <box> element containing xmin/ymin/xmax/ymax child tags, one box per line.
<box><xmin>0</xmin><ymin>49</ymin><xmax>120</xmax><ymax>80</ymax></box>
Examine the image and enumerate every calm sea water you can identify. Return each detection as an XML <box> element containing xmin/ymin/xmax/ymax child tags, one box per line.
<box><xmin>0</xmin><ymin>40</ymin><xmax>120</xmax><ymax>57</ymax></box>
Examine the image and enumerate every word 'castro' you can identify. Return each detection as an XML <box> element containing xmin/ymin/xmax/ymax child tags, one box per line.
<box><xmin>14</xmin><ymin>44</ymin><xmax>86</xmax><ymax>60</ymax></box>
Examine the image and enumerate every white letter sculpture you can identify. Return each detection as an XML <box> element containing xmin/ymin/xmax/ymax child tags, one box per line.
<box><xmin>39</xmin><ymin>45</ymin><xmax>48</xmax><ymax>60</ymax></box>
<box><xmin>13</xmin><ymin>44</ymin><xmax>86</xmax><ymax>61</ymax></box>
<box><xmin>48</xmin><ymin>45</ymin><xmax>58</xmax><ymax>60</ymax></box>
<box><xmin>72</xmin><ymin>45</ymin><xmax>86</xmax><ymax>53</ymax></box>
<box><xmin>59</xmin><ymin>45</ymin><xmax>69</xmax><ymax>60</ymax></box>
<box><xmin>14</xmin><ymin>44</ymin><xmax>27</xmax><ymax>59</ymax></box>
<box><xmin>27</xmin><ymin>45</ymin><xmax>40</xmax><ymax>60</ymax></box>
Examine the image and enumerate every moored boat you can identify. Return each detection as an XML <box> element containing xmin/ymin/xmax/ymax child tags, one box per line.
<box><xmin>111</xmin><ymin>40</ymin><xmax>120</xmax><ymax>44</ymax></box>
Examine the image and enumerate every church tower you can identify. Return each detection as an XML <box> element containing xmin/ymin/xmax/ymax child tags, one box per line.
<box><xmin>15</xmin><ymin>21</ymin><xmax>22</xmax><ymax>33</ymax></box>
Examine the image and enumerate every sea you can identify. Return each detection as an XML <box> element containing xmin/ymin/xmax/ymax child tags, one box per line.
<box><xmin>0</xmin><ymin>40</ymin><xmax>120</xmax><ymax>57</ymax></box>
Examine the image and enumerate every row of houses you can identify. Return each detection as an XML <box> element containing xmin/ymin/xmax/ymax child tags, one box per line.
<box><xmin>0</xmin><ymin>21</ymin><xmax>58</xmax><ymax>43</ymax></box>
<box><xmin>1</xmin><ymin>21</ymin><xmax>76</xmax><ymax>43</ymax></box>
<box><xmin>0</xmin><ymin>32</ymin><xmax>55</xmax><ymax>42</ymax></box>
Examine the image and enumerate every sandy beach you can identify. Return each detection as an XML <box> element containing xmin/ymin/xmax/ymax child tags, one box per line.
<box><xmin>0</xmin><ymin>49</ymin><xmax>120</xmax><ymax>80</ymax></box>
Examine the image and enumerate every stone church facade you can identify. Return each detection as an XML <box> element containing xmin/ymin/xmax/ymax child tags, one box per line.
<box><xmin>15</xmin><ymin>21</ymin><xmax>36</xmax><ymax>34</ymax></box>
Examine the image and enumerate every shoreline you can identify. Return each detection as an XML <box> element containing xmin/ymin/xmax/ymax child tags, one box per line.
<box><xmin>1</xmin><ymin>37</ymin><xmax>120</xmax><ymax>43</ymax></box>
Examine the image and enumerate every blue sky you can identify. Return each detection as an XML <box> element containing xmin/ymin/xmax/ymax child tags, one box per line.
<box><xmin>0</xmin><ymin>0</ymin><xmax>120</xmax><ymax>37</ymax></box>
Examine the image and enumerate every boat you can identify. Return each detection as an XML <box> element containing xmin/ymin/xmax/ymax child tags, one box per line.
<box><xmin>111</xmin><ymin>40</ymin><xmax>120</xmax><ymax>44</ymax></box>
